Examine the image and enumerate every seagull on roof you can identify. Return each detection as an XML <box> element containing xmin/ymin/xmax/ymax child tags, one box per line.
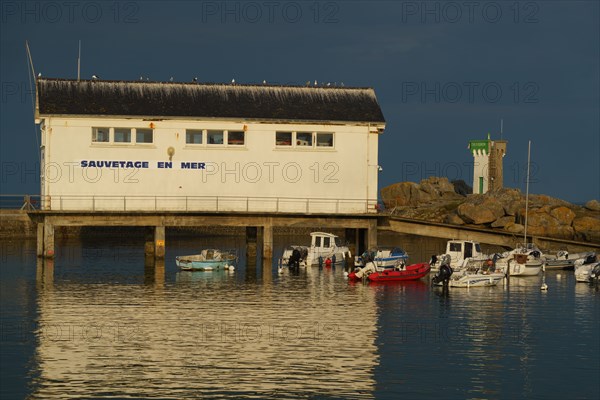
<box><xmin>263</xmin><ymin>80</ymin><xmax>267</xmax><ymax>84</ymax></box>
<box><xmin>192</xmin><ymin>77</ymin><xmax>198</xmax><ymax>82</ymax></box>
<box><xmin>37</xmin><ymin>72</ymin><xmax>42</xmax><ymax>77</ymax></box>
<box><xmin>326</xmin><ymin>82</ymin><xmax>331</xmax><ymax>87</ymax></box>
<box><xmin>231</xmin><ymin>78</ymin><xmax>235</xmax><ymax>84</ymax></box>
<box><xmin>169</xmin><ymin>77</ymin><xmax>174</xmax><ymax>82</ymax></box>
<box><xmin>314</xmin><ymin>80</ymin><xmax>317</xmax><ymax>86</ymax></box>
<box><xmin>92</xmin><ymin>75</ymin><xmax>99</xmax><ymax>79</ymax></box>
<box><xmin>139</xmin><ymin>76</ymin><xmax>143</xmax><ymax>80</ymax></box>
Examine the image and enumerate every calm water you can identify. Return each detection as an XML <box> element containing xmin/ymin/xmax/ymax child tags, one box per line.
<box><xmin>1</xmin><ymin>232</ymin><xmax>599</xmax><ymax>399</ymax></box>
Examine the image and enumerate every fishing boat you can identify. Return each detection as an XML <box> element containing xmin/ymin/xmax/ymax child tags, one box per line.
<box><xmin>429</xmin><ymin>240</ymin><xmax>491</xmax><ymax>273</ymax></box>
<box><xmin>544</xmin><ymin>251</ymin><xmax>595</xmax><ymax>270</ymax></box>
<box><xmin>431</xmin><ymin>256</ymin><xmax>505</xmax><ymax>287</ymax></box>
<box><xmin>347</xmin><ymin>262</ymin><xmax>430</xmax><ymax>282</ymax></box>
<box><xmin>355</xmin><ymin>247</ymin><xmax>408</xmax><ymax>268</ymax></box>
<box><xmin>280</xmin><ymin>232</ymin><xmax>351</xmax><ymax>267</ymax></box>
<box><xmin>175</xmin><ymin>249</ymin><xmax>237</xmax><ymax>271</ymax></box>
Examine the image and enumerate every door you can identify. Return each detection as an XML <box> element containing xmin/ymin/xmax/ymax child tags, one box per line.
<box><xmin>465</xmin><ymin>242</ymin><xmax>473</xmax><ymax>258</ymax></box>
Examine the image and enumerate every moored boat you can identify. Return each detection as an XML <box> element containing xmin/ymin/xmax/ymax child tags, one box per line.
<box><xmin>444</xmin><ymin>271</ymin><xmax>505</xmax><ymax>288</ymax></box>
<box><xmin>495</xmin><ymin>245</ymin><xmax>544</xmax><ymax>276</ymax></box>
<box><xmin>429</xmin><ymin>240</ymin><xmax>491</xmax><ymax>273</ymax></box>
<box><xmin>544</xmin><ymin>251</ymin><xmax>595</xmax><ymax>270</ymax></box>
<box><xmin>574</xmin><ymin>254</ymin><xmax>600</xmax><ymax>283</ymax></box>
<box><xmin>176</xmin><ymin>249</ymin><xmax>237</xmax><ymax>271</ymax></box>
<box><xmin>364</xmin><ymin>262</ymin><xmax>430</xmax><ymax>282</ymax></box>
<box><xmin>355</xmin><ymin>247</ymin><xmax>408</xmax><ymax>268</ymax></box>
<box><xmin>280</xmin><ymin>232</ymin><xmax>351</xmax><ymax>267</ymax></box>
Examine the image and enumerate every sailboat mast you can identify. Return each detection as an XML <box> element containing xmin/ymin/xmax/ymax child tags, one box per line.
<box><xmin>524</xmin><ymin>140</ymin><xmax>531</xmax><ymax>245</ymax></box>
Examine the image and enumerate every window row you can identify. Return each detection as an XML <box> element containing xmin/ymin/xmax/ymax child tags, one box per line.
<box><xmin>92</xmin><ymin>127</ymin><xmax>153</xmax><ymax>144</ymax></box>
<box><xmin>185</xmin><ymin>130</ymin><xmax>245</xmax><ymax>146</ymax></box>
<box><xmin>276</xmin><ymin>131</ymin><xmax>334</xmax><ymax>148</ymax></box>
<box><xmin>92</xmin><ymin>127</ymin><xmax>334</xmax><ymax>149</ymax></box>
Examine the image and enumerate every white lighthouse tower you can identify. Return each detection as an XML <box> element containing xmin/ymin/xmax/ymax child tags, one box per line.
<box><xmin>468</xmin><ymin>133</ymin><xmax>507</xmax><ymax>194</ymax></box>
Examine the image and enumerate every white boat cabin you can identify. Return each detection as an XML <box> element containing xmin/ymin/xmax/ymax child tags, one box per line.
<box><xmin>444</xmin><ymin>240</ymin><xmax>485</xmax><ymax>266</ymax></box>
<box><xmin>310</xmin><ymin>232</ymin><xmax>342</xmax><ymax>250</ymax></box>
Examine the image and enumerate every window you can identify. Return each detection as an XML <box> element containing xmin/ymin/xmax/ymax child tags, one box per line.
<box><xmin>186</xmin><ymin>129</ymin><xmax>204</xmax><ymax>144</ymax></box>
<box><xmin>114</xmin><ymin>128</ymin><xmax>132</xmax><ymax>143</ymax></box>
<box><xmin>316</xmin><ymin>132</ymin><xmax>334</xmax><ymax>147</ymax></box>
<box><xmin>207</xmin><ymin>130</ymin><xmax>224</xmax><ymax>145</ymax></box>
<box><xmin>296</xmin><ymin>132</ymin><xmax>313</xmax><ymax>147</ymax></box>
<box><xmin>276</xmin><ymin>131</ymin><xmax>292</xmax><ymax>146</ymax></box>
<box><xmin>315</xmin><ymin>237</ymin><xmax>321</xmax><ymax>247</ymax></box>
<box><xmin>92</xmin><ymin>127</ymin><xmax>109</xmax><ymax>143</ymax></box>
<box><xmin>449</xmin><ymin>243</ymin><xmax>462</xmax><ymax>252</ymax></box>
<box><xmin>323</xmin><ymin>237</ymin><xmax>331</xmax><ymax>248</ymax></box>
<box><xmin>136</xmin><ymin>129</ymin><xmax>153</xmax><ymax>144</ymax></box>
<box><xmin>228</xmin><ymin>131</ymin><xmax>245</xmax><ymax>145</ymax></box>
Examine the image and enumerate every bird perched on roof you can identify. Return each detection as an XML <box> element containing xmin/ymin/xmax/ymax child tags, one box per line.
<box><xmin>37</xmin><ymin>72</ymin><xmax>42</xmax><ymax>77</ymax></box>
<box><xmin>92</xmin><ymin>75</ymin><xmax>99</xmax><ymax>79</ymax></box>
<box><xmin>314</xmin><ymin>80</ymin><xmax>317</xmax><ymax>86</ymax></box>
<box><xmin>231</xmin><ymin>78</ymin><xmax>236</xmax><ymax>84</ymax></box>
<box><xmin>192</xmin><ymin>77</ymin><xmax>198</xmax><ymax>82</ymax></box>
<box><xmin>169</xmin><ymin>77</ymin><xmax>174</xmax><ymax>82</ymax></box>
<box><xmin>263</xmin><ymin>80</ymin><xmax>267</xmax><ymax>84</ymax></box>
<box><xmin>139</xmin><ymin>76</ymin><xmax>143</xmax><ymax>80</ymax></box>
<box><xmin>326</xmin><ymin>82</ymin><xmax>331</xmax><ymax>87</ymax></box>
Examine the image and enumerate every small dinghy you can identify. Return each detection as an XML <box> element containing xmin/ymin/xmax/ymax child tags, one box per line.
<box><xmin>176</xmin><ymin>249</ymin><xmax>237</xmax><ymax>271</ymax></box>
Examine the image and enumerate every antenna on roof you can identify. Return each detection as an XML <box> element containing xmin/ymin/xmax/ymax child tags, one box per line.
<box><xmin>77</xmin><ymin>40</ymin><xmax>81</xmax><ymax>81</ymax></box>
<box><xmin>25</xmin><ymin>40</ymin><xmax>36</xmax><ymax>82</ymax></box>
<box><xmin>500</xmin><ymin>118</ymin><xmax>503</xmax><ymax>140</ymax></box>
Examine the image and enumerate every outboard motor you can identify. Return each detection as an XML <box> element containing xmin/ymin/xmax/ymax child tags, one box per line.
<box><xmin>288</xmin><ymin>248</ymin><xmax>302</xmax><ymax>270</ymax></box>
<box><xmin>432</xmin><ymin>255</ymin><xmax>453</xmax><ymax>286</ymax></box>
<box><xmin>590</xmin><ymin>263</ymin><xmax>600</xmax><ymax>281</ymax></box>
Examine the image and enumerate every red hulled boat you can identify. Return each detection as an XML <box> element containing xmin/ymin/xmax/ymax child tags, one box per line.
<box><xmin>348</xmin><ymin>262</ymin><xmax>430</xmax><ymax>282</ymax></box>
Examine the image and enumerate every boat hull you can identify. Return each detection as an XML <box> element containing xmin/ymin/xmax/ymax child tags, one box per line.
<box><xmin>434</xmin><ymin>272</ymin><xmax>505</xmax><ymax>288</ymax></box>
<box><xmin>349</xmin><ymin>263</ymin><xmax>430</xmax><ymax>282</ymax></box>
<box><xmin>508</xmin><ymin>260</ymin><xmax>543</xmax><ymax>276</ymax></box>
<box><xmin>176</xmin><ymin>259</ymin><xmax>232</xmax><ymax>271</ymax></box>
<box><xmin>367</xmin><ymin>263</ymin><xmax>430</xmax><ymax>282</ymax></box>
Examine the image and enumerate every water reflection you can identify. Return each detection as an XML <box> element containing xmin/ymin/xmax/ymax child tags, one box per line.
<box><xmin>31</xmin><ymin>260</ymin><xmax>379</xmax><ymax>399</ymax></box>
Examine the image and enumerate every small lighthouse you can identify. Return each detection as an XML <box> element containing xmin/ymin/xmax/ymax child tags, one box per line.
<box><xmin>468</xmin><ymin>134</ymin><xmax>507</xmax><ymax>194</ymax></box>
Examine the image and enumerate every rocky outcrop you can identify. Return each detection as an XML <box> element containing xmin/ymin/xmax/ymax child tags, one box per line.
<box><xmin>381</xmin><ymin>177</ymin><xmax>463</xmax><ymax>208</ymax></box>
<box><xmin>573</xmin><ymin>217</ymin><xmax>600</xmax><ymax>242</ymax></box>
<box><xmin>585</xmin><ymin>200</ymin><xmax>600</xmax><ymax>211</ymax></box>
<box><xmin>381</xmin><ymin>179</ymin><xmax>600</xmax><ymax>243</ymax></box>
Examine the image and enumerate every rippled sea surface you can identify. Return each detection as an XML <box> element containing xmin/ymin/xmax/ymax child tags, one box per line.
<box><xmin>1</xmin><ymin>232</ymin><xmax>599</xmax><ymax>399</ymax></box>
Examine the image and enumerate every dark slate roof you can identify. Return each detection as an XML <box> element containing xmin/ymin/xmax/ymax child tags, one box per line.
<box><xmin>36</xmin><ymin>78</ymin><xmax>385</xmax><ymax>123</ymax></box>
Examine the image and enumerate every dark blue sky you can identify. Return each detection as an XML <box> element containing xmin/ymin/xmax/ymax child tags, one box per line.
<box><xmin>1</xmin><ymin>1</ymin><xmax>598</xmax><ymax>202</ymax></box>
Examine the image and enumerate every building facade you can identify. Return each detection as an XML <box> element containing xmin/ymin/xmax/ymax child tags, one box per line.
<box><xmin>35</xmin><ymin>79</ymin><xmax>386</xmax><ymax>214</ymax></box>
<box><xmin>468</xmin><ymin>135</ymin><xmax>507</xmax><ymax>194</ymax></box>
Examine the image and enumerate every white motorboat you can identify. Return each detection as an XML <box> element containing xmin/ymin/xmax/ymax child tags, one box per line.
<box><xmin>544</xmin><ymin>251</ymin><xmax>596</xmax><ymax>270</ymax></box>
<box><xmin>280</xmin><ymin>232</ymin><xmax>351</xmax><ymax>267</ymax></box>
<box><xmin>574</xmin><ymin>255</ymin><xmax>600</xmax><ymax>283</ymax></box>
<box><xmin>445</xmin><ymin>271</ymin><xmax>505</xmax><ymax>288</ymax></box>
<box><xmin>432</xmin><ymin>255</ymin><xmax>504</xmax><ymax>288</ymax></box>
<box><xmin>429</xmin><ymin>240</ymin><xmax>492</xmax><ymax>273</ymax></box>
